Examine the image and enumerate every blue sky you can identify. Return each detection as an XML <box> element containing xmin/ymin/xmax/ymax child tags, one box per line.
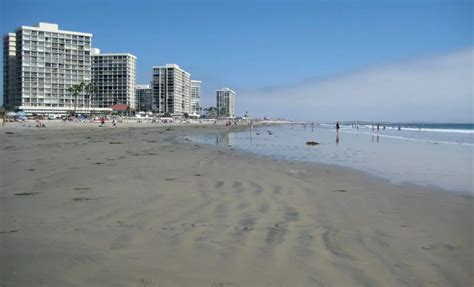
<box><xmin>1</xmin><ymin>0</ymin><xmax>472</xmax><ymax>120</ymax></box>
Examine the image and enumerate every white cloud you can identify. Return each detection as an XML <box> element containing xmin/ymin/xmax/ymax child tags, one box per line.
<box><xmin>239</xmin><ymin>48</ymin><xmax>473</xmax><ymax>122</ymax></box>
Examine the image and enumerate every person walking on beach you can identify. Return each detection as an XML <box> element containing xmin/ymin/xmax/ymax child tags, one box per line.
<box><xmin>112</xmin><ymin>118</ymin><xmax>117</xmax><ymax>129</ymax></box>
<box><xmin>336</xmin><ymin>121</ymin><xmax>340</xmax><ymax>134</ymax></box>
<box><xmin>100</xmin><ymin>117</ymin><xmax>105</xmax><ymax>127</ymax></box>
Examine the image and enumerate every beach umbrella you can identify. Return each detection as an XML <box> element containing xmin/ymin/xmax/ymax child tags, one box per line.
<box><xmin>16</xmin><ymin>111</ymin><xmax>26</xmax><ymax>117</ymax></box>
<box><xmin>6</xmin><ymin>112</ymin><xmax>17</xmax><ymax>117</ymax></box>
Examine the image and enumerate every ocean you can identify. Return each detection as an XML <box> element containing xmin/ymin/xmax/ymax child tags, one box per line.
<box><xmin>186</xmin><ymin>122</ymin><xmax>473</xmax><ymax>194</ymax></box>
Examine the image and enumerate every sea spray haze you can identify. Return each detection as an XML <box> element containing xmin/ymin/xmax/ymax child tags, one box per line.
<box><xmin>239</xmin><ymin>48</ymin><xmax>473</xmax><ymax>122</ymax></box>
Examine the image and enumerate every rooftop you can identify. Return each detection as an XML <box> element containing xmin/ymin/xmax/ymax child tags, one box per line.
<box><xmin>217</xmin><ymin>87</ymin><xmax>236</xmax><ymax>93</ymax></box>
<box><xmin>152</xmin><ymin>64</ymin><xmax>191</xmax><ymax>75</ymax></box>
<box><xmin>92</xmin><ymin>53</ymin><xmax>137</xmax><ymax>59</ymax></box>
<box><xmin>18</xmin><ymin>22</ymin><xmax>93</xmax><ymax>37</ymax></box>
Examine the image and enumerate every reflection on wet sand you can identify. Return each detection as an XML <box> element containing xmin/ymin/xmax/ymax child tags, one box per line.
<box><xmin>216</xmin><ymin>132</ymin><xmax>235</xmax><ymax>146</ymax></box>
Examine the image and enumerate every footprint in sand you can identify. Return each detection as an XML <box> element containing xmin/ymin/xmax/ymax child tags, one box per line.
<box><xmin>74</xmin><ymin>187</ymin><xmax>91</xmax><ymax>191</ymax></box>
<box><xmin>15</xmin><ymin>192</ymin><xmax>39</xmax><ymax>196</ymax></box>
<box><xmin>322</xmin><ymin>226</ymin><xmax>356</xmax><ymax>261</ymax></box>
<box><xmin>272</xmin><ymin>185</ymin><xmax>282</xmax><ymax>194</ymax></box>
<box><xmin>248</xmin><ymin>181</ymin><xmax>263</xmax><ymax>194</ymax></box>
<box><xmin>265</xmin><ymin>225</ymin><xmax>287</xmax><ymax>245</ymax></box>
<box><xmin>232</xmin><ymin>181</ymin><xmax>244</xmax><ymax>193</ymax></box>
<box><xmin>0</xmin><ymin>229</ymin><xmax>19</xmax><ymax>234</ymax></box>
<box><xmin>333</xmin><ymin>189</ymin><xmax>348</xmax><ymax>192</ymax></box>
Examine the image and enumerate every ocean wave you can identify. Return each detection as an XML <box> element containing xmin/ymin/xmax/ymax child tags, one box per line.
<box><xmin>399</xmin><ymin>127</ymin><xmax>474</xmax><ymax>134</ymax></box>
<box><xmin>321</xmin><ymin>123</ymin><xmax>474</xmax><ymax>134</ymax></box>
<box><xmin>340</xmin><ymin>130</ymin><xmax>474</xmax><ymax>147</ymax></box>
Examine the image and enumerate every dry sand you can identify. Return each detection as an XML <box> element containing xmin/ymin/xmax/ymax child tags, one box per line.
<box><xmin>0</xmin><ymin>123</ymin><xmax>473</xmax><ymax>286</ymax></box>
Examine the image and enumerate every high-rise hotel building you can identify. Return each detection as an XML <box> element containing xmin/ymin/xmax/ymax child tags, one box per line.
<box><xmin>216</xmin><ymin>87</ymin><xmax>236</xmax><ymax>118</ymax></box>
<box><xmin>3</xmin><ymin>33</ymin><xmax>17</xmax><ymax>107</ymax></box>
<box><xmin>136</xmin><ymin>84</ymin><xmax>153</xmax><ymax>112</ymax></box>
<box><xmin>191</xmin><ymin>80</ymin><xmax>201</xmax><ymax>116</ymax></box>
<box><xmin>152</xmin><ymin>64</ymin><xmax>191</xmax><ymax>115</ymax></box>
<box><xmin>2</xmin><ymin>22</ymin><xmax>96</xmax><ymax>114</ymax></box>
<box><xmin>91</xmin><ymin>49</ymin><xmax>137</xmax><ymax>110</ymax></box>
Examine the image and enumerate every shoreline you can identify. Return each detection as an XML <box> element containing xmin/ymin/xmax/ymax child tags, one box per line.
<box><xmin>175</xmin><ymin>126</ymin><xmax>473</xmax><ymax>196</ymax></box>
<box><xmin>1</xmin><ymin>124</ymin><xmax>473</xmax><ymax>286</ymax></box>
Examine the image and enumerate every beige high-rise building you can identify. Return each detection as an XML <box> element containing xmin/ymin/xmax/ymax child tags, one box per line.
<box><xmin>152</xmin><ymin>64</ymin><xmax>191</xmax><ymax>115</ymax></box>
<box><xmin>216</xmin><ymin>87</ymin><xmax>236</xmax><ymax>118</ymax></box>
<box><xmin>2</xmin><ymin>22</ymin><xmax>98</xmax><ymax>114</ymax></box>
<box><xmin>91</xmin><ymin>50</ymin><xmax>137</xmax><ymax>110</ymax></box>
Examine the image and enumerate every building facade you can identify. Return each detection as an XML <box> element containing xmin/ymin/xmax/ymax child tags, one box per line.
<box><xmin>191</xmin><ymin>80</ymin><xmax>201</xmax><ymax>116</ymax></box>
<box><xmin>3</xmin><ymin>33</ymin><xmax>17</xmax><ymax>107</ymax></box>
<box><xmin>2</xmin><ymin>22</ymin><xmax>99</xmax><ymax>114</ymax></box>
<box><xmin>136</xmin><ymin>84</ymin><xmax>152</xmax><ymax>112</ymax></box>
<box><xmin>151</xmin><ymin>64</ymin><xmax>191</xmax><ymax>115</ymax></box>
<box><xmin>216</xmin><ymin>87</ymin><xmax>236</xmax><ymax>118</ymax></box>
<box><xmin>91</xmin><ymin>51</ymin><xmax>137</xmax><ymax>111</ymax></box>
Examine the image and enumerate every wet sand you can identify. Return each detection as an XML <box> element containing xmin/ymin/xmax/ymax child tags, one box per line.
<box><xmin>0</xmin><ymin>124</ymin><xmax>472</xmax><ymax>286</ymax></box>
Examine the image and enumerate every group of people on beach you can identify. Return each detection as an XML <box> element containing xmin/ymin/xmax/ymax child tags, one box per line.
<box><xmin>336</xmin><ymin>122</ymin><xmax>403</xmax><ymax>133</ymax></box>
<box><xmin>225</xmin><ymin>120</ymin><xmax>237</xmax><ymax>129</ymax></box>
<box><xmin>98</xmin><ymin>117</ymin><xmax>117</xmax><ymax>128</ymax></box>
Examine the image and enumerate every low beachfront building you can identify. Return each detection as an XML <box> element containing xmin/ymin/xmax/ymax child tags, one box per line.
<box><xmin>216</xmin><ymin>87</ymin><xmax>236</xmax><ymax>118</ymax></box>
<box><xmin>91</xmin><ymin>49</ymin><xmax>137</xmax><ymax>112</ymax></box>
<box><xmin>191</xmin><ymin>80</ymin><xmax>201</xmax><ymax>116</ymax></box>
<box><xmin>136</xmin><ymin>84</ymin><xmax>153</xmax><ymax>112</ymax></box>
<box><xmin>151</xmin><ymin>64</ymin><xmax>191</xmax><ymax>116</ymax></box>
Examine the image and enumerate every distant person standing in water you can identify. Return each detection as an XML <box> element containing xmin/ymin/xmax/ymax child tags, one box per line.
<box><xmin>398</xmin><ymin>124</ymin><xmax>401</xmax><ymax>131</ymax></box>
<box><xmin>377</xmin><ymin>123</ymin><xmax>380</xmax><ymax>132</ymax></box>
<box><xmin>336</xmin><ymin>121</ymin><xmax>340</xmax><ymax>134</ymax></box>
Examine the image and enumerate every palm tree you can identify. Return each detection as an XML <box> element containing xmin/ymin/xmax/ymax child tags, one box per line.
<box><xmin>84</xmin><ymin>82</ymin><xmax>96</xmax><ymax>115</ymax></box>
<box><xmin>68</xmin><ymin>82</ymin><xmax>85</xmax><ymax>116</ymax></box>
<box><xmin>205</xmin><ymin>106</ymin><xmax>218</xmax><ymax>118</ymax></box>
<box><xmin>218</xmin><ymin>106</ymin><xmax>227</xmax><ymax>118</ymax></box>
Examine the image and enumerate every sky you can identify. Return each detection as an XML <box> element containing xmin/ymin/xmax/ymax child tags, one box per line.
<box><xmin>1</xmin><ymin>0</ymin><xmax>472</xmax><ymax>121</ymax></box>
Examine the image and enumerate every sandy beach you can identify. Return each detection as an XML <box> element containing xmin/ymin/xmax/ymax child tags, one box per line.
<box><xmin>0</xmin><ymin>123</ymin><xmax>472</xmax><ymax>286</ymax></box>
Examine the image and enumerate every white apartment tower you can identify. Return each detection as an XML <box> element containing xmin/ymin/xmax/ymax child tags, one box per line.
<box><xmin>191</xmin><ymin>80</ymin><xmax>201</xmax><ymax>115</ymax></box>
<box><xmin>3</xmin><ymin>33</ymin><xmax>17</xmax><ymax>107</ymax></box>
<box><xmin>91</xmin><ymin>50</ymin><xmax>137</xmax><ymax>110</ymax></box>
<box><xmin>152</xmin><ymin>64</ymin><xmax>191</xmax><ymax>115</ymax></box>
<box><xmin>136</xmin><ymin>84</ymin><xmax>153</xmax><ymax>112</ymax></box>
<box><xmin>2</xmin><ymin>22</ymin><xmax>94</xmax><ymax>114</ymax></box>
<box><xmin>216</xmin><ymin>87</ymin><xmax>236</xmax><ymax>118</ymax></box>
